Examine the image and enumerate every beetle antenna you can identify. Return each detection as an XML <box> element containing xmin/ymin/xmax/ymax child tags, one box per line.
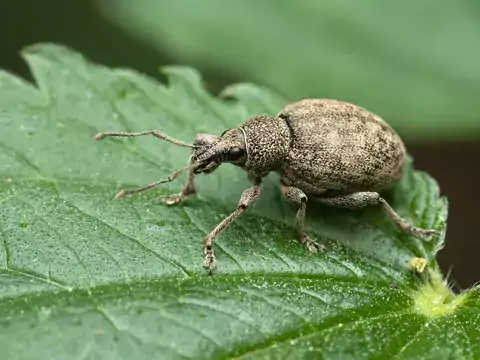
<box><xmin>115</xmin><ymin>162</ymin><xmax>200</xmax><ymax>199</ymax></box>
<box><xmin>94</xmin><ymin>130</ymin><xmax>197</xmax><ymax>149</ymax></box>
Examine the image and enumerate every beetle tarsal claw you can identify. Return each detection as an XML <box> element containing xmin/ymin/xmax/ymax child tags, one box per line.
<box><xmin>159</xmin><ymin>193</ymin><xmax>185</xmax><ymax>205</ymax></box>
<box><xmin>203</xmin><ymin>254</ymin><xmax>216</xmax><ymax>271</ymax></box>
<box><xmin>203</xmin><ymin>241</ymin><xmax>217</xmax><ymax>271</ymax></box>
<box><xmin>410</xmin><ymin>227</ymin><xmax>440</xmax><ymax>241</ymax></box>
<box><xmin>300</xmin><ymin>234</ymin><xmax>326</xmax><ymax>253</ymax></box>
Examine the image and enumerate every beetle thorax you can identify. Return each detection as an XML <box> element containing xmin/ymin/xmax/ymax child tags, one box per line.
<box><xmin>240</xmin><ymin>116</ymin><xmax>291</xmax><ymax>178</ymax></box>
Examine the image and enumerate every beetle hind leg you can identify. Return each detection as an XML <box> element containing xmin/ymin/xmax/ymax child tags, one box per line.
<box><xmin>281</xmin><ymin>185</ymin><xmax>326</xmax><ymax>253</ymax></box>
<box><xmin>316</xmin><ymin>191</ymin><xmax>439</xmax><ymax>240</ymax></box>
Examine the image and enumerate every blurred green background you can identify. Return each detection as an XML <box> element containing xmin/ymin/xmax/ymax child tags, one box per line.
<box><xmin>1</xmin><ymin>0</ymin><xmax>479</xmax><ymax>288</ymax></box>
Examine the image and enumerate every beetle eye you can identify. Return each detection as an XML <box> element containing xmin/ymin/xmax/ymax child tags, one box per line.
<box><xmin>227</xmin><ymin>147</ymin><xmax>245</xmax><ymax>161</ymax></box>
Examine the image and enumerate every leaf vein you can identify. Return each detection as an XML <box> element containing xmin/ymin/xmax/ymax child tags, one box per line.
<box><xmin>237</xmin><ymin>285</ymin><xmax>309</xmax><ymax>323</ymax></box>
<box><xmin>178</xmin><ymin>298</ymin><xmax>268</xmax><ymax>340</ymax></box>
<box><xmin>394</xmin><ymin>319</ymin><xmax>430</xmax><ymax>358</ymax></box>
<box><xmin>58</xmin><ymin>195</ymin><xmax>192</xmax><ymax>277</ymax></box>
<box><xmin>0</xmin><ymin>267</ymin><xmax>71</xmax><ymax>291</ymax></box>
<box><xmin>16</xmin><ymin>194</ymin><xmax>98</xmax><ymax>283</ymax></box>
<box><xmin>231</xmin><ymin>309</ymin><xmax>414</xmax><ymax>359</ymax></box>
<box><xmin>94</xmin><ymin>306</ymin><xmax>191</xmax><ymax>359</ymax></box>
<box><xmin>0</xmin><ymin>142</ymin><xmax>44</xmax><ymax>179</ymax></box>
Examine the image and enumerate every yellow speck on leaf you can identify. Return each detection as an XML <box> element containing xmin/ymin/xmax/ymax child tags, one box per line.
<box><xmin>409</xmin><ymin>257</ymin><xmax>427</xmax><ymax>273</ymax></box>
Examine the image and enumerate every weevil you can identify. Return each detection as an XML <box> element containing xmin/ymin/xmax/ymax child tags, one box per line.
<box><xmin>95</xmin><ymin>99</ymin><xmax>439</xmax><ymax>271</ymax></box>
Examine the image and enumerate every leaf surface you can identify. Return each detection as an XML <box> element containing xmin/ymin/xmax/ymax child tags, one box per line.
<box><xmin>0</xmin><ymin>44</ymin><xmax>477</xmax><ymax>360</ymax></box>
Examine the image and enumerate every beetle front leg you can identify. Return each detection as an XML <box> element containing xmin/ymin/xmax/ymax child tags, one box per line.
<box><xmin>160</xmin><ymin>152</ymin><xmax>197</xmax><ymax>205</ymax></box>
<box><xmin>281</xmin><ymin>185</ymin><xmax>326</xmax><ymax>253</ymax></box>
<box><xmin>203</xmin><ymin>185</ymin><xmax>261</xmax><ymax>272</ymax></box>
<box><xmin>161</xmin><ymin>133</ymin><xmax>219</xmax><ymax>205</ymax></box>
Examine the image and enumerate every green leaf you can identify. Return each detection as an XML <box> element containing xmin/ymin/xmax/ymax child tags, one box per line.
<box><xmin>97</xmin><ymin>0</ymin><xmax>480</xmax><ymax>140</ymax></box>
<box><xmin>0</xmin><ymin>43</ymin><xmax>477</xmax><ymax>360</ymax></box>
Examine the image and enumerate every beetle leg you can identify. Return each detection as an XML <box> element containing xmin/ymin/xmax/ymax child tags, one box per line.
<box><xmin>281</xmin><ymin>185</ymin><xmax>326</xmax><ymax>253</ymax></box>
<box><xmin>316</xmin><ymin>191</ymin><xmax>439</xmax><ymax>239</ymax></box>
<box><xmin>161</xmin><ymin>133</ymin><xmax>219</xmax><ymax>205</ymax></box>
<box><xmin>203</xmin><ymin>185</ymin><xmax>261</xmax><ymax>272</ymax></box>
<box><xmin>159</xmin><ymin>152</ymin><xmax>197</xmax><ymax>205</ymax></box>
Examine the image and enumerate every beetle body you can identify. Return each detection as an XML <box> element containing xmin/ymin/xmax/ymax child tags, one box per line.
<box><xmin>96</xmin><ymin>98</ymin><xmax>437</xmax><ymax>271</ymax></box>
<box><xmin>240</xmin><ymin>99</ymin><xmax>406</xmax><ymax>196</ymax></box>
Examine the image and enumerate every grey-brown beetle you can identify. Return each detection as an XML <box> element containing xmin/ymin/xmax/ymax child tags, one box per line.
<box><xmin>95</xmin><ymin>99</ymin><xmax>439</xmax><ymax>271</ymax></box>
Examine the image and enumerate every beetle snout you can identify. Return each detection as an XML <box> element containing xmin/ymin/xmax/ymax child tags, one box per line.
<box><xmin>193</xmin><ymin>155</ymin><xmax>221</xmax><ymax>174</ymax></box>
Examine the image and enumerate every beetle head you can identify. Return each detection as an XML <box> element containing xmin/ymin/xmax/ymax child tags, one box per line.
<box><xmin>99</xmin><ymin>115</ymin><xmax>290</xmax><ymax>199</ymax></box>
<box><xmin>193</xmin><ymin>116</ymin><xmax>292</xmax><ymax>178</ymax></box>
<box><xmin>190</xmin><ymin>128</ymin><xmax>247</xmax><ymax>174</ymax></box>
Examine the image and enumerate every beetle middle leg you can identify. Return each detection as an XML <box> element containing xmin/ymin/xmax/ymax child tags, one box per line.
<box><xmin>316</xmin><ymin>191</ymin><xmax>439</xmax><ymax>239</ymax></box>
<box><xmin>203</xmin><ymin>185</ymin><xmax>261</xmax><ymax>271</ymax></box>
<box><xmin>161</xmin><ymin>133</ymin><xmax>219</xmax><ymax>205</ymax></box>
<box><xmin>281</xmin><ymin>185</ymin><xmax>326</xmax><ymax>253</ymax></box>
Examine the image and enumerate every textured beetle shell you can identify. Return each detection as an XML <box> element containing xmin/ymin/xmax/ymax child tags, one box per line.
<box><xmin>241</xmin><ymin>115</ymin><xmax>290</xmax><ymax>178</ymax></box>
<box><xmin>279</xmin><ymin>99</ymin><xmax>406</xmax><ymax>195</ymax></box>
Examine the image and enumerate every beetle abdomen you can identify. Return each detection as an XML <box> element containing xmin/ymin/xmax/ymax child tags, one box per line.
<box><xmin>279</xmin><ymin>99</ymin><xmax>406</xmax><ymax>194</ymax></box>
